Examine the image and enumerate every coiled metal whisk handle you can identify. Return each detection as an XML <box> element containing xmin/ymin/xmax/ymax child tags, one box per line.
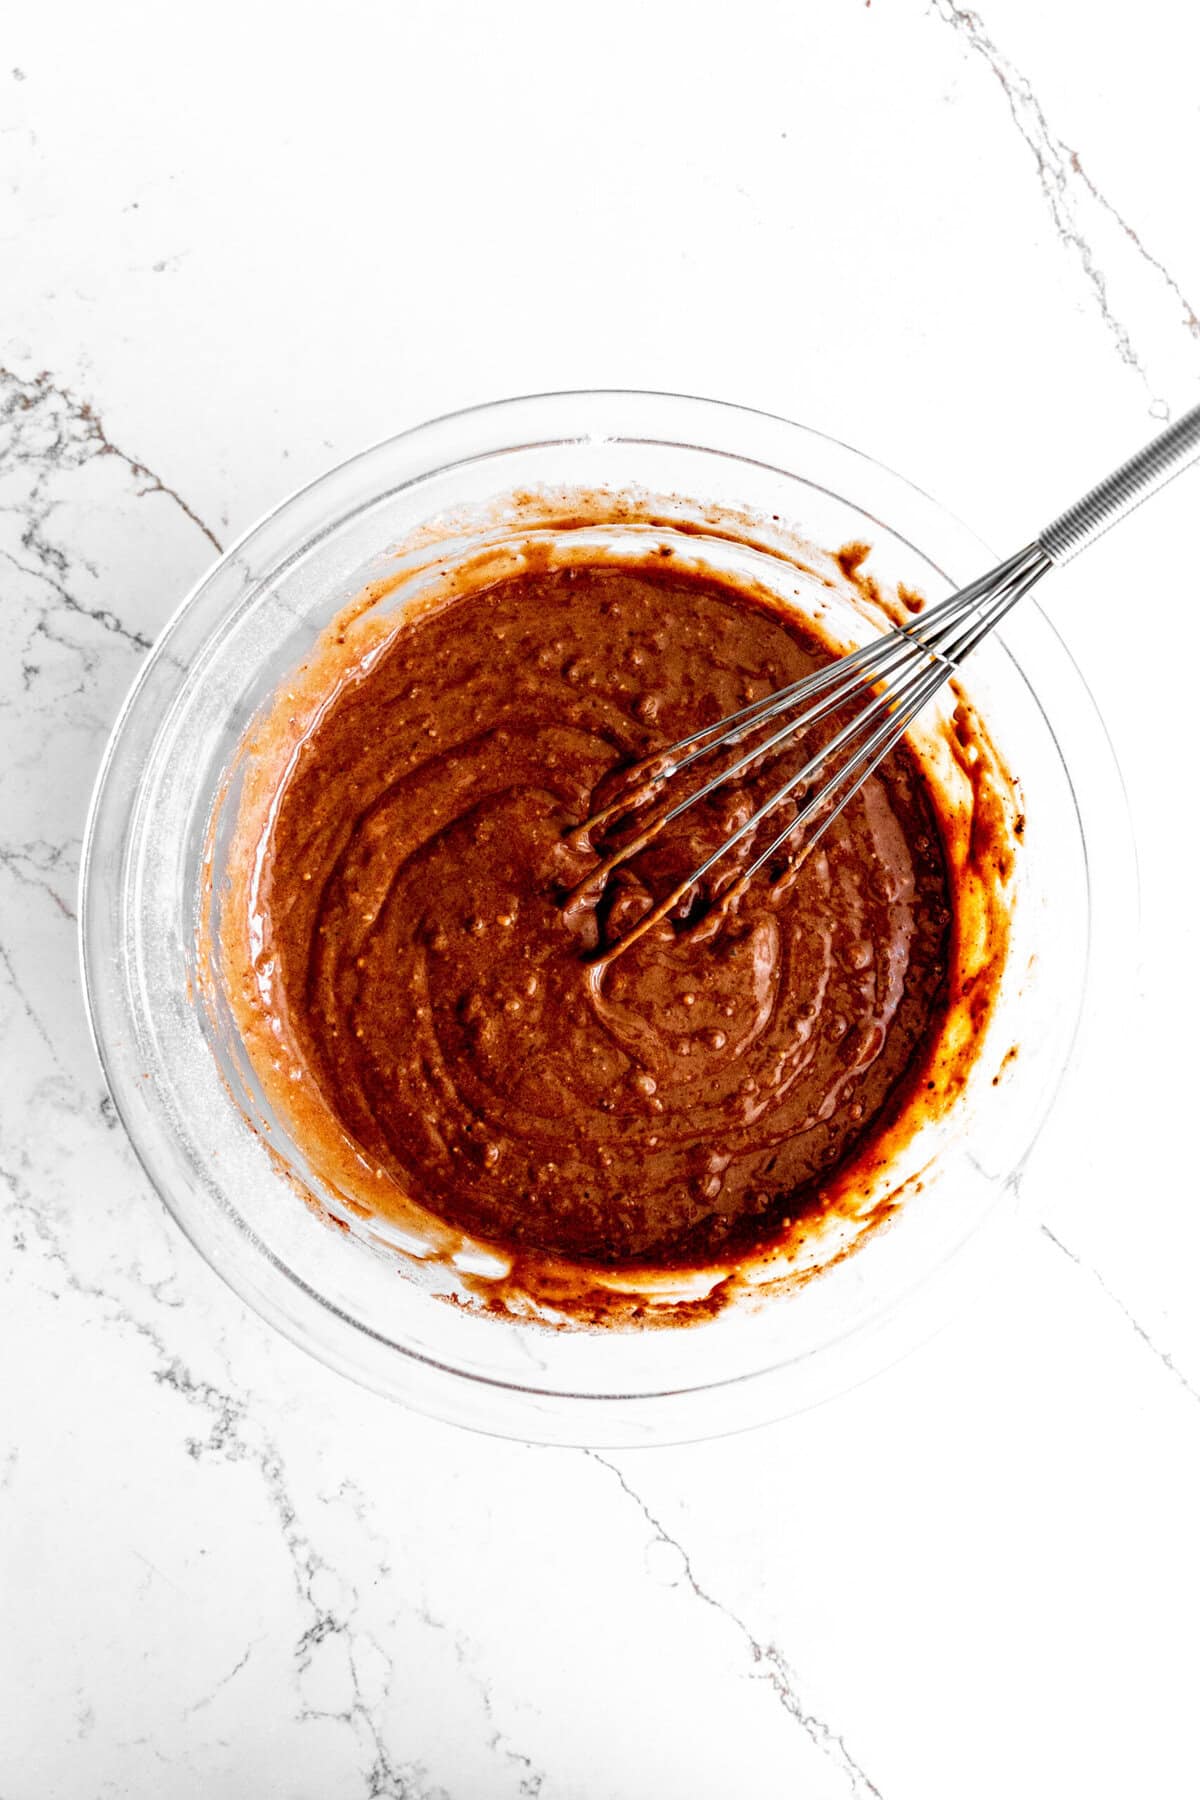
<box><xmin>1039</xmin><ymin>401</ymin><xmax>1200</xmax><ymax>564</ymax></box>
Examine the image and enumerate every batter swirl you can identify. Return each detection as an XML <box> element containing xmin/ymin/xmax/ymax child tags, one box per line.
<box><xmin>226</xmin><ymin>562</ymin><xmax>953</xmax><ymax>1270</ymax></box>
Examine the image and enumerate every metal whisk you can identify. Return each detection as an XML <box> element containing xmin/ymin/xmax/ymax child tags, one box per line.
<box><xmin>571</xmin><ymin>403</ymin><xmax>1200</xmax><ymax>964</ymax></box>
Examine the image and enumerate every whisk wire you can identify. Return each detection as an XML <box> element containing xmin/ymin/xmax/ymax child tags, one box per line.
<box><xmin>736</xmin><ymin>549</ymin><xmax>1052</xmax><ymax>895</ymax></box>
<box><xmin>579</xmin><ymin>546</ymin><xmax>1050</xmax><ymax>965</ymax></box>
<box><xmin>658</xmin><ymin>542</ymin><xmax>1038</xmax><ymax>776</ymax></box>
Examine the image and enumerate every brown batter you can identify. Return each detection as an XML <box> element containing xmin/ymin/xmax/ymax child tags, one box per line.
<box><xmin>229</xmin><ymin>561</ymin><xmax>954</xmax><ymax>1272</ymax></box>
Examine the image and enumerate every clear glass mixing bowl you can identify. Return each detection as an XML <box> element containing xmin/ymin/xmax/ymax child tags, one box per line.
<box><xmin>80</xmin><ymin>392</ymin><xmax>1133</xmax><ymax>1445</ymax></box>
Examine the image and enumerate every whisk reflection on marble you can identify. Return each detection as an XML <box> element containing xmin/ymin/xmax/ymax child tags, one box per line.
<box><xmin>571</xmin><ymin>403</ymin><xmax>1200</xmax><ymax>964</ymax></box>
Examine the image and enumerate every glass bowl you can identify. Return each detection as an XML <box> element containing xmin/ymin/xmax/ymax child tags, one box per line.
<box><xmin>80</xmin><ymin>392</ymin><xmax>1133</xmax><ymax>1445</ymax></box>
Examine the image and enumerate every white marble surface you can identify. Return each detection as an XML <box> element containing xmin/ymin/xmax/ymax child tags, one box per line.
<box><xmin>4</xmin><ymin>2</ymin><xmax>1200</xmax><ymax>1794</ymax></box>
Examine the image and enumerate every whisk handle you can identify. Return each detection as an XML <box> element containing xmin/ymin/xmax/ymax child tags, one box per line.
<box><xmin>1038</xmin><ymin>402</ymin><xmax>1200</xmax><ymax>564</ymax></box>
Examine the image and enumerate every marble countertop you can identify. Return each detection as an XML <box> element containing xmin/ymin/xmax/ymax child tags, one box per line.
<box><xmin>4</xmin><ymin>2</ymin><xmax>1200</xmax><ymax>1794</ymax></box>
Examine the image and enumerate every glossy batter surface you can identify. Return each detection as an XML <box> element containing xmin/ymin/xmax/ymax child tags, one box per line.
<box><xmin>243</xmin><ymin>565</ymin><xmax>952</xmax><ymax>1268</ymax></box>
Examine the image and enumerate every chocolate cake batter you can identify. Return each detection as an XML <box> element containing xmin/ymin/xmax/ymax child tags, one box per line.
<box><xmin>231</xmin><ymin>562</ymin><xmax>953</xmax><ymax>1271</ymax></box>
